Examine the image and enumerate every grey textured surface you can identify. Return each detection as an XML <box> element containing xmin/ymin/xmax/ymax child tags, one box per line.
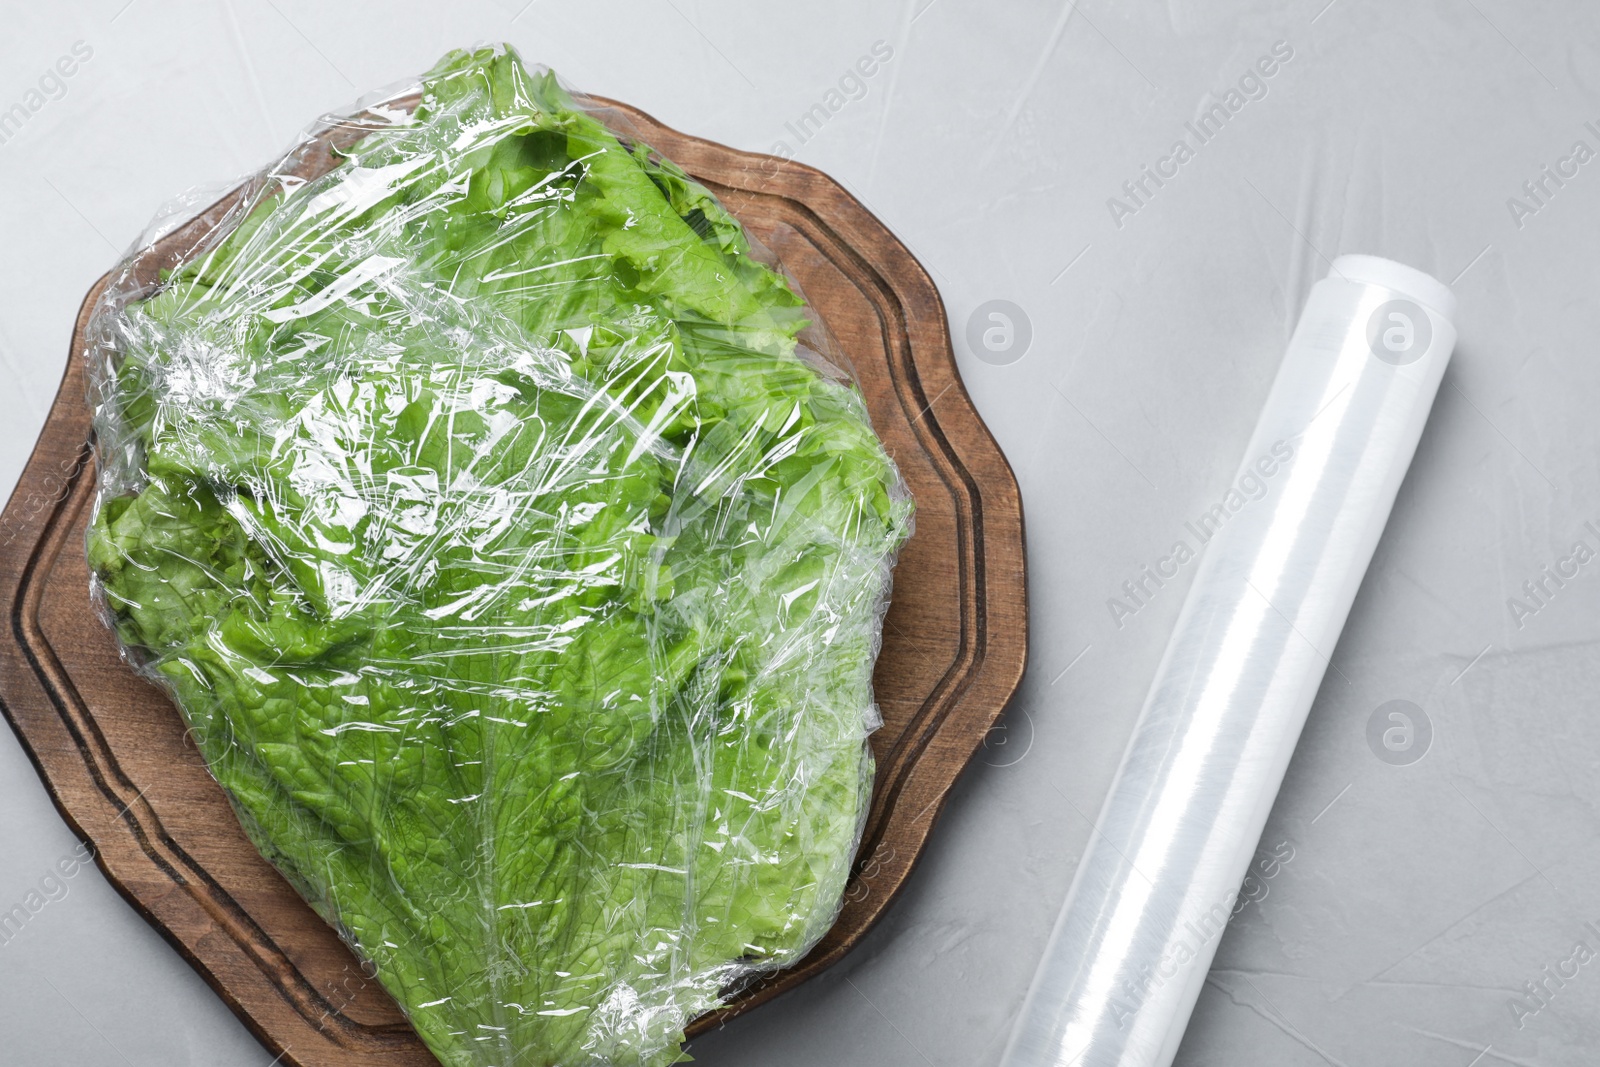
<box><xmin>1</xmin><ymin>1</ymin><xmax>1597</xmax><ymax>1064</ymax></box>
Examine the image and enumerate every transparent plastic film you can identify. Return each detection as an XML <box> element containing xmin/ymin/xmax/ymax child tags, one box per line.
<box><xmin>84</xmin><ymin>45</ymin><xmax>911</xmax><ymax>1067</ymax></box>
<box><xmin>1000</xmin><ymin>256</ymin><xmax>1457</xmax><ymax>1067</ymax></box>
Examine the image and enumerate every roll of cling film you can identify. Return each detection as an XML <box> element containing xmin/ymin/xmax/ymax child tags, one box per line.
<box><xmin>1001</xmin><ymin>256</ymin><xmax>1457</xmax><ymax>1067</ymax></box>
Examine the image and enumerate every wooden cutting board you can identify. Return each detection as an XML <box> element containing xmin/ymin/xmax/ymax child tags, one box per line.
<box><xmin>0</xmin><ymin>95</ymin><xmax>1027</xmax><ymax>1067</ymax></box>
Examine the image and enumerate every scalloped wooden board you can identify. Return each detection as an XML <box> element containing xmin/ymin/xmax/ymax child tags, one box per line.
<box><xmin>0</xmin><ymin>96</ymin><xmax>1027</xmax><ymax>1066</ymax></box>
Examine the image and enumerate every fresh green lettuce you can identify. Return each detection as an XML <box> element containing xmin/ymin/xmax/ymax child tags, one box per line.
<box><xmin>87</xmin><ymin>45</ymin><xmax>909</xmax><ymax>1067</ymax></box>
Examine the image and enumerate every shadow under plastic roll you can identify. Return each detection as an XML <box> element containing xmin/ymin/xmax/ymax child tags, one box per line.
<box><xmin>1001</xmin><ymin>256</ymin><xmax>1458</xmax><ymax>1067</ymax></box>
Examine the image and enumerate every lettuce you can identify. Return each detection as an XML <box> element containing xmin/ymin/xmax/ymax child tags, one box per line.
<box><xmin>86</xmin><ymin>45</ymin><xmax>909</xmax><ymax>1067</ymax></box>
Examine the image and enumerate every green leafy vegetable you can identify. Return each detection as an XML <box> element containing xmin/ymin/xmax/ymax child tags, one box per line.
<box><xmin>87</xmin><ymin>45</ymin><xmax>909</xmax><ymax>1067</ymax></box>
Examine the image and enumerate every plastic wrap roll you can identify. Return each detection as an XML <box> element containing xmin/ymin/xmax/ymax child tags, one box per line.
<box><xmin>1001</xmin><ymin>255</ymin><xmax>1457</xmax><ymax>1067</ymax></box>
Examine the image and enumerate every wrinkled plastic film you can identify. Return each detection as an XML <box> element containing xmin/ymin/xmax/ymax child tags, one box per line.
<box><xmin>1001</xmin><ymin>256</ymin><xmax>1457</xmax><ymax>1067</ymax></box>
<box><xmin>85</xmin><ymin>46</ymin><xmax>910</xmax><ymax>1067</ymax></box>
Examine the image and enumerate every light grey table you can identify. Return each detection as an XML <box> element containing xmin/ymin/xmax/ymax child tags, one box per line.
<box><xmin>3</xmin><ymin>1</ymin><xmax>1598</xmax><ymax>1064</ymax></box>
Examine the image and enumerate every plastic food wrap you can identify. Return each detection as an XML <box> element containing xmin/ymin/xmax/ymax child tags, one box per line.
<box><xmin>84</xmin><ymin>45</ymin><xmax>911</xmax><ymax>1067</ymax></box>
<box><xmin>1000</xmin><ymin>256</ymin><xmax>1457</xmax><ymax>1067</ymax></box>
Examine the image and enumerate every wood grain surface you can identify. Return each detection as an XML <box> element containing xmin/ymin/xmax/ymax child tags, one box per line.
<box><xmin>0</xmin><ymin>95</ymin><xmax>1028</xmax><ymax>1066</ymax></box>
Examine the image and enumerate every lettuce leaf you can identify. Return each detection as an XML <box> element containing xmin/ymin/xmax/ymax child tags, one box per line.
<box><xmin>87</xmin><ymin>45</ymin><xmax>909</xmax><ymax>1067</ymax></box>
